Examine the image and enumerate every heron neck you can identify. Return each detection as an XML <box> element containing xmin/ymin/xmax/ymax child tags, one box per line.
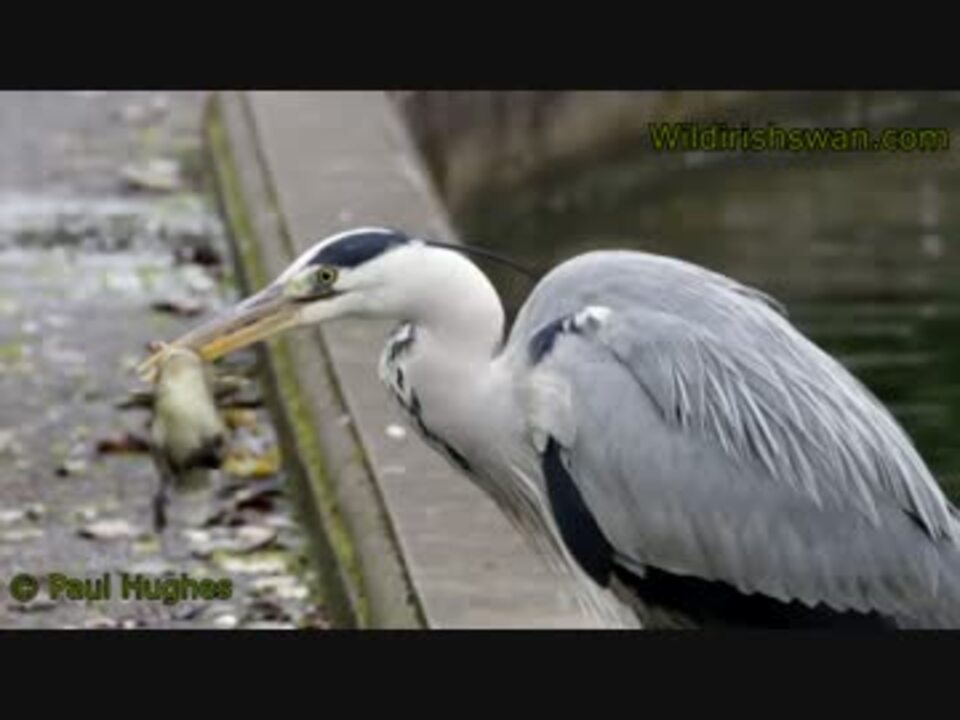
<box><xmin>415</xmin><ymin>277</ymin><xmax>505</xmax><ymax>359</ymax></box>
<box><xmin>400</xmin><ymin>318</ymin><xmax>517</xmax><ymax>467</ymax></box>
<box><xmin>387</xmin><ymin>252</ymin><xmax>516</xmax><ymax>467</ymax></box>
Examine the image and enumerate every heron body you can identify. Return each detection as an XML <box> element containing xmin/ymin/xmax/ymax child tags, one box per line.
<box><xmin>153</xmin><ymin>228</ymin><xmax>960</xmax><ymax>628</ymax></box>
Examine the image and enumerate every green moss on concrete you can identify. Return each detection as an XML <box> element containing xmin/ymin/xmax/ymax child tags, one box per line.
<box><xmin>205</xmin><ymin>106</ymin><xmax>266</xmax><ymax>288</ymax></box>
<box><xmin>0</xmin><ymin>341</ymin><xmax>25</xmax><ymax>364</ymax></box>
<box><xmin>204</xmin><ymin>95</ymin><xmax>370</xmax><ymax>628</ymax></box>
<box><xmin>270</xmin><ymin>340</ymin><xmax>370</xmax><ymax>624</ymax></box>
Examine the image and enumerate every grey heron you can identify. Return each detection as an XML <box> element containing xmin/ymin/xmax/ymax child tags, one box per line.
<box><xmin>140</xmin><ymin>227</ymin><xmax>960</xmax><ymax>629</ymax></box>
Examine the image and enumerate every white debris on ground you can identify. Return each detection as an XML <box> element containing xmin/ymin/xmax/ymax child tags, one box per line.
<box><xmin>0</xmin><ymin>91</ymin><xmax>330</xmax><ymax>630</ymax></box>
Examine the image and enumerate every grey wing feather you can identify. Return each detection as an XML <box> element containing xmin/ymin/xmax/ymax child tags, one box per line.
<box><xmin>510</xmin><ymin>250</ymin><xmax>960</xmax><ymax>626</ymax></box>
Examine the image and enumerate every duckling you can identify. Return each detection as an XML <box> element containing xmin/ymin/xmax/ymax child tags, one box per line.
<box><xmin>147</xmin><ymin>343</ymin><xmax>226</xmax><ymax>531</ymax></box>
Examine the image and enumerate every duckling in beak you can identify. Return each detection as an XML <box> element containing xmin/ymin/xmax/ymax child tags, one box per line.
<box><xmin>147</xmin><ymin>343</ymin><xmax>226</xmax><ymax>531</ymax></box>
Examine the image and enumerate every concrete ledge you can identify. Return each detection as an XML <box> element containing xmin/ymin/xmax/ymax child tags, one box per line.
<box><xmin>207</xmin><ymin>93</ymin><xmax>422</xmax><ymax>628</ymax></box>
<box><xmin>206</xmin><ymin>90</ymin><xmax>596</xmax><ymax>628</ymax></box>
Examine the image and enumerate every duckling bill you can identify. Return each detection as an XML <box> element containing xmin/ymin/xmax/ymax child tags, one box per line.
<box><xmin>146</xmin><ymin>343</ymin><xmax>226</xmax><ymax>532</ymax></box>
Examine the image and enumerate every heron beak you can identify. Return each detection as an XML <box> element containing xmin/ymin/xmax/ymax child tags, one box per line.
<box><xmin>136</xmin><ymin>284</ymin><xmax>299</xmax><ymax>379</ymax></box>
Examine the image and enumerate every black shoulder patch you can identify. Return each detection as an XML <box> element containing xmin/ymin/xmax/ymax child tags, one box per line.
<box><xmin>311</xmin><ymin>229</ymin><xmax>408</xmax><ymax>268</ymax></box>
<box><xmin>527</xmin><ymin>308</ymin><xmax>610</xmax><ymax>365</ymax></box>
<box><xmin>542</xmin><ymin>436</ymin><xmax>614</xmax><ymax>586</ymax></box>
<box><xmin>528</xmin><ymin>317</ymin><xmax>568</xmax><ymax>364</ymax></box>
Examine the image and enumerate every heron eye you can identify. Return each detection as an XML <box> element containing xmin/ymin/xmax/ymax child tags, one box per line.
<box><xmin>316</xmin><ymin>266</ymin><xmax>339</xmax><ymax>286</ymax></box>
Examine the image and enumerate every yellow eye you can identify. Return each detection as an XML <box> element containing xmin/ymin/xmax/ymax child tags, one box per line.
<box><xmin>317</xmin><ymin>266</ymin><xmax>338</xmax><ymax>285</ymax></box>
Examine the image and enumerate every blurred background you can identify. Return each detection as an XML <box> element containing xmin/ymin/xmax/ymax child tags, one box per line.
<box><xmin>396</xmin><ymin>90</ymin><xmax>960</xmax><ymax>501</ymax></box>
<box><xmin>0</xmin><ymin>91</ymin><xmax>327</xmax><ymax>629</ymax></box>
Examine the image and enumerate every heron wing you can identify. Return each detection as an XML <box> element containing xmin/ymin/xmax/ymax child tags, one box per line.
<box><xmin>510</xmin><ymin>251</ymin><xmax>960</xmax><ymax>626</ymax></box>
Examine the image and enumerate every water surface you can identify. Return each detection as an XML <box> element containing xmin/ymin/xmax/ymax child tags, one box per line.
<box><xmin>453</xmin><ymin>93</ymin><xmax>960</xmax><ymax>499</ymax></box>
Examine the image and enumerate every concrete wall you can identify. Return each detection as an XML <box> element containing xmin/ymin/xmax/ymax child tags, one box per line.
<box><xmin>391</xmin><ymin>91</ymin><xmax>952</xmax><ymax>214</ymax></box>
<box><xmin>391</xmin><ymin>91</ymin><xmax>754</xmax><ymax>209</ymax></box>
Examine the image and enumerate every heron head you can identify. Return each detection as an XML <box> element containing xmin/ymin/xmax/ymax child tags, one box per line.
<box><xmin>137</xmin><ymin>226</ymin><xmax>508</xmax><ymax>378</ymax></box>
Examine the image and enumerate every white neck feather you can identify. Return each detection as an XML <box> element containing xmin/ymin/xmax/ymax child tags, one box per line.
<box><xmin>374</xmin><ymin>245</ymin><xmax>515</xmax><ymax>460</ymax></box>
<box><xmin>361</xmin><ymin>243</ymin><xmax>505</xmax><ymax>358</ymax></box>
<box><xmin>411</xmin><ymin>244</ymin><xmax>505</xmax><ymax>357</ymax></box>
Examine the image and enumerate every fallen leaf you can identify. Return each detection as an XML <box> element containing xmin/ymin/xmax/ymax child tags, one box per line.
<box><xmin>127</xmin><ymin>559</ymin><xmax>174</xmax><ymax>575</ymax></box>
<box><xmin>0</xmin><ymin>528</ymin><xmax>44</xmax><ymax>543</ymax></box>
<box><xmin>174</xmin><ymin>244</ymin><xmax>222</xmax><ymax>268</ymax></box>
<box><xmin>223</xmin><ymin>445</ymin><xmax>281</xmax><ymax>479</ymax></box>
<box><xmin>223</xmin><ymin>408</ymin><xmax>258</xmax><ymax>430</ymax></box>
<box><xmin>150</xmin><ymin>297</ymin><xmax>206</xmax><ymax>318</ymax></box>
<box><xmin>56</xmin><ymin>458</ymin><xmax>87</xmax><ymax>477</ymax></box>
<box><xmin>0</xmin><ymin>509</ymin><xmax>26</xmax><ymax>524</ymax></box>
<box><xmin>220</xmin><ymin>477</ymin><xmax>284</xmax><ymax>514</ymax></box>
<box><xmin>213</xmin><ymin>375</ymin><xmax>252</xmax><ymax>396</ymax></box>
<box><xmin>300</xmin><ymin>608</ymin><xmax>331</xmax><ymax>629</ymax></box>
<box><xmin>212</xmin><ymin>613</ymin><xmax>239</xmax><ymax>629</ymax></box>
<box><xmin>96</xmin><ymin>432</ymin><xmax>151</xmax><ymax>455</ymax></box>
<box><xmin>181</xmin><ymin>528</ymin><xmax>211</xmax><ymax>545</ymax></box>
<box><xmin>172</xmin><ymin>604</ymin><xmax>207</xmax><ymax>622</ymax></box>
<box><xmin>8</xmin><ymin>598</ymin><xmax>58</xmax><ymax>613</ymax></box>
<box><xmin>120</xmin><ymin>158</ymin><xmax>181</xmax><ymax>192</ymax></box>
<box><xmin>234</xmin><ymin>525</ymin><xmax>278</xmax><ymax>551</ymax></box>
<box><xmin>79</xmin><ymin>518</ymin><xmax>141</xmax><ymax>541</ymax></box>
<box><xmin>259</xmin><ymin>513</ymin><xmax>296</xmax><ymax>530</ymax></box>
<box><xmin>243</xmin><ymin>598</ymin><xmax>293</xmax><ymax>622</ymax></box>
<box><xmin>186</xmin><ymin>524</ymin><xmax>277</xmax><ymax>558</ymax></box>
<box><xmin>83</xmin><ymin>616</ymin><xmax>120</xmax><ymax>629</ymax></box>
<box><xmin>218</xmin><ymin>395</ymin><xmax>264</xmax><ymax>410</ymax></box>
<box><xmin>132</xmin><ymin>537</ymin><xmax>161</xmax><ymax>555</ymax></box>
<box><xmin>73</xmin><ymin>506</ymin><xmax>99</xmax><ymax>523</ymax></box>
<box><xmin>179</xmin><ymin>265</ymin><xmax>216</xmax><ymax>294</ymax></box>
<box><xmin>250</xmin><ymin>575</ymin><xmax>310</xmax><ymax>601</ymax></box>
<box><xmin>0</xmin><ymin>429</ymin><xmax>24</xmax><ymax>458</ymax></box>
<box><xmin>242</xmin><ymin>621</ymin><xmax>298</xmax><ymax>630</ymax></box>
<box><xmin>211</xmin><ymin>550</ymin><xmax>289</xmax><ymax>575</ymax></box>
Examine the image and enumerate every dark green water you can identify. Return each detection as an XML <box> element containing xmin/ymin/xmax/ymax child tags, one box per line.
<box><xmin>452</xmin><ymin>93</ymin><xmax>960</xmax><ymax>500</ymax></box>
